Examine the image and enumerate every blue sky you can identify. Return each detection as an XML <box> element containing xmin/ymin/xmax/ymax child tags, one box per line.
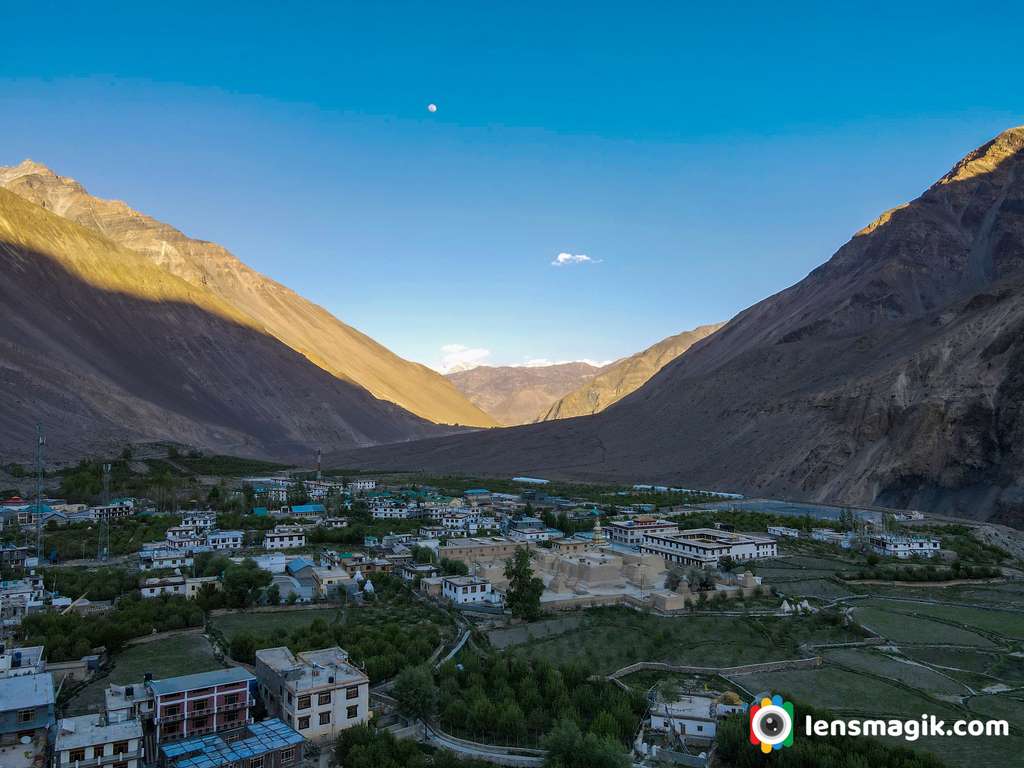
<box><xmin>2</xmin><ymin>2</ymin><xmax>1022</xmax><ymax>371</ymax></box>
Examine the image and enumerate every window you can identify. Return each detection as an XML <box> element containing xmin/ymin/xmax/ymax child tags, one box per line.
<box><xmin>224</xmin><ymin>693</ymin><xmax>239</xmax><ymax>706</ymax></box>
<box><xmin>281</xmin><ymin>748</ymin><xmax>296</xmax><ymax>764</ymax></box>
<box><xmin>347</xmin><ymin>705</ymin><xmax>359</xmax><ymax>719</ymax></box>
<box><xmin>93</xmin><ymin>747</ymin><xmax>105</xmax><ymax>759</ymax></box>
<box><xmin>17</xmin><ymin>709</ymin><xmax>34</xmax><ymax>723</ymax></box>
<box><xmin>298</xmin><ymin>716</ymin><xmax>310</xmax><ymax>730</ymax></box>
<box><xmin>346</xmin><ymin>686</ymin><xmax>359</xmax><ymax>700</ymax></box>
<box><xmin>319</xmin><ymin>711</ymin><xmax>331</xmax><ymax>725</ymax></box>
<box><xmin>249</xmin><ymin>758</ymin><xmax>264</xmax><ymax>768</ymax></box>
<box><xmin>192</xmin><ymin>698</ymin><xmax>208</xmax><ymax>711</ymax></box>
<box><xmin>69</xmin><ymin>749</ymin><xmax>86</xmax><ymax>762</ymax></box>
<box><xmin>318</xmin><ymin>692</ymin><xmax>331</xmax><ymax>706</ymax></box>
<box><xmin>113</xmin><ymin>763</ymin><xmax>128</xmax><ymax>768</ymax></box>
<box><xmin>298</xmin><ymin>695</ymin><xmax>311</xmax><ymax>710</ymax></box>
<box><xmin>164</xmin><ymin>705</ymin><xmax>180</xmax><ymax>717</ymax></box>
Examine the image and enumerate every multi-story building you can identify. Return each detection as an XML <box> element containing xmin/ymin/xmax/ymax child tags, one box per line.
<box><xmin>264</xmin><ymin>525</ymin><xmax>307</xmax><ymax>550</ymax></box>
<box><xmin>400</xmin><ymin>563</ymin><xmax>440</xmax><ymax>582</ymax></box>
<box><xmin>640</xmin><ymin>528</ymin><xmax>777</xmax><ymax>568</ymax></box>
<box><xmin>165</xmin><ymin>526</ymin><xmax>206</xmax><ymax>550</ymax></box>
<box><xmin>53</xmin><ymin>713</ymin><xmax>144</xmax><ymax>768</ymax></box>
<box><xmin>180</xmin><ymin>511</ymin><xmax>216</xmax><ymax>531</ymax></box>
<box><xmin>206</xmin><ymin>530</ymin><xmax>244</xmax><ymax>551</ymax></box>
<box><xmin>348</xmin><ymin>479</ymin><xmax>376</xmax><ymax>492</ymax></box>
<box><xmin>88</xmin><ymin>499</ymin><xmax>136</xmax><ymax>521</ymax></box>
<box><xmin>157</xmin><ymin>719</ymin><xmax>302</xmax><ymax>768</ymax></box>
<box><xmin>139</xmin><ymin>547</ymin><xmax>195</xmax><ymax>572</ymax></box>
<box><xmin>319</xmin><ymin>517</ymin><xmax>349</xmax><ymax>530</ymax></box>
<box><xmin>869</xmin><ymin>533</ymin><xmax>942</xmax><ymax>559</ymax></box>
<box><xmin>605</xmin><ymin>517</ymin><xmax>679</xmax><ymax>548</ymax></box>
<box><xmin>254</xmin><ymin>647</ymin><xmax>369</xmax><ymax>743</ymax></box>
<box><xmin>767</xmin><ymin>526</ymin><xmax>801</xmax><ymax>539</ymax></box>
<box><xmin>442</xmin><ymin>576</ymin><xmax>500</xmax><ymax>606</ymax></box>
<box><xmin>0</xmin><ymin>671</ymin><xmax>54</xmax><ymax>752</ymax></box>
<box><xmin>322</xmin><ymin>552</ymin><xmax>392</xmax><ymax>577</ymax></box>
<box><xmin>146</xmin><ymin>668</ymin><xmax>256</xmax><ymax>749</ymax></box>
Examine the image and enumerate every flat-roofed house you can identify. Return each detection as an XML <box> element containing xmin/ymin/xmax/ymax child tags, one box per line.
<box><xmin>254</xmin><ymin>647</ymin><xmax>369</xmax><ymax>743</ymax></box>
<box><xmin>54</xmin><ymin>713</ymin><xmax>143</xmax><ymax>768</ymax></box>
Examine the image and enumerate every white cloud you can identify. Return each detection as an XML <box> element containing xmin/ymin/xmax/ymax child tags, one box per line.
<box><xmin>436</xmin><ymin>343</ymin><xmax>492</xmax><ymax>373</ymax></box>
<box><xmin>551</xmin><ymin>252</ymin><xmax>600</xmax><ymax>267</ymax></box>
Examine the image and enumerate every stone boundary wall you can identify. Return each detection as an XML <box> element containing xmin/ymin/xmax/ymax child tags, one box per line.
<box><xmin>606</xmin><ymin>656</ymin><xmax>821</xmax><ymax>681</ymax></box>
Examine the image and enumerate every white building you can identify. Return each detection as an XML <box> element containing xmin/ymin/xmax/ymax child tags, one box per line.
<box><xmin>811</xmin><ymin>528</ymin><xmax>855</xmax><ymax>549</ymax></box>
<box><xmin>140</xmin><ymin>576</ymin><xmax>186</xmax><ymax>599</ymax></box>
<box><xmin>605</xmin><ymin>517</ymin><xmax>679</xmax><ymax>548</ymax></box>
<box><xmin>649</xmin><ymin>694</ymin><xmax>746</xmax><ymax>741</ymax></box>
<box><xmin>320</xmin><ymin>517</ymin><xmax>349</xmax><ymax>529</ymax></box>
<box><xmin>640</xmin><ymin>528</ymin><xmax>778</xmax><ymax>568</ymax></box>
<box><xmin>348</xmin><ymin>479</ymin><xmax>376</xmax><ymax>492</ymax></box>
<box><xmin>254</xmin><ymin>647</ymin><xmax>369</xmax><ymax>744</ymax></box>
<box><xmin>139</xmin><ymin>547</ymin><xmax>194</xmax><ymax>571</ymax></box>
<box><xmin>442</xmin><ymin>576</ymin><xmax>500</xmax><ymax>605</ymax></box>
<box><xmin>88</xmin><ymin>499</ymin><xmax>135</xmax><ymax>521</ymax></box>
<box><xmin>141</xmin><ymin>575</ymin><xmax>220</xmax><ymax>600</ymax></box>
<box><xmin>870</xmin><ymin>533</ymin><xmax>942</xmax><ymax>559</ymax></box>
<box><xmin>264</xmin><ymin>525</ymin><xmax>307</xmax><ymax>550</ymax></box>
<box><xmin>165</xmin><ymin>525</ymin><xmax>205</xmax><ymax>550</ymax></box>
<box><xmin>53</xmin><ymin>713</ymin><xmax>144</xmax><ymax>768</ymax></box>
<box><xmin>767</xmin><ymin>526</ymin><xmax>801</xmax><ymax>539</ymax></box>
<box><xmin>206</xmin><ymin>530</ymin><xmax>244</xmax><ymax>550</ymax></box>
<box><xmin>180</xmin><ymin>510</ymin><xmax>216</xmax><ymax>530</ymax></box>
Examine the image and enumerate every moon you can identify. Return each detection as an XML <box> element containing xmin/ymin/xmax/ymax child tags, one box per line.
<box><xmin>427</xmin><ymin>103</ymin><xmax>438</xmax><ymax>113</ymax></box>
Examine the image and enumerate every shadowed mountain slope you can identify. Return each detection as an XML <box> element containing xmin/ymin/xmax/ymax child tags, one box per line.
<box><xmin>0</xmin><ymin>187</ymin><xmax>455</xmax><ymax>462</ymax></box>
<box><xmin>446</xmin><ymin>362</ymin><xmax>603</xmax><ymax>425</ymax></box>
<box><xmin>332</xmin><ymin>127</ymin><xmax>1024</xmax><ymax>523</ymax></box>
<box><xmin>542</xmin><ymin>324</ymin><xmax>723</xmax><ymax>420</ymax></box>
<box><xmin>0</xmin><ymin>161</ymin><xmax>495</xmax><ymax>428</ymax></box>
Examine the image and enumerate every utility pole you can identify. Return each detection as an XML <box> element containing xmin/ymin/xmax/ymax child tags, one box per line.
<box><xmin>98</xmin><ymin>463</ymin><xmax>111</xmax><ymax>561</ymax></box>
<box><xmin>34</xmin><ymin>424</ymin><xmax>45</xmax><ymax>560</ymax></box>
<box><xmin>316</xmin><ymin>447</ymin><xmax>322</xmax><ymax>482</ymax></box>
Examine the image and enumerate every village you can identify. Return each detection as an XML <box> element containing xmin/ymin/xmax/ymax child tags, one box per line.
<box><xmin>1</xmin><ymin>457</ymin><xmax>1019</xmax><ymax>768</ymax></box>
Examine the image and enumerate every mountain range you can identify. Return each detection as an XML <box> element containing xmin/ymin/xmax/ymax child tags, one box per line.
<box><xmin>540</xmin><ymin>323</ymin><xmax>723</xmax><ymax>421</ymax></box>
<box><xmin>445</xmin><ymin>362</ymin><xmax>603</xmax><ymax>426</ymax></box>
<box><xmin>0</xmin><ymin>161</ymin><xmax>494</xmax><ymax>462</ymax></box>
<box><xmin>332</xmin><ymin>127</ymin><xmax>1024</xmax><ymax>524</ymax></box>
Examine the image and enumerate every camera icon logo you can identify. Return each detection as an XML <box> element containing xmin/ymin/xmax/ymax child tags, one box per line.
<box><xmin>749</xmin><ymin>694</ymin><xmax>795</xmax><ymax>753</ymax></box>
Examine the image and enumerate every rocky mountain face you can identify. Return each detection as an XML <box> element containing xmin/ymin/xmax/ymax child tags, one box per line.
<box><xmin>0</xmin><ymin>161</ymin><xmax>495</xmax><ymax>430</ymax></box>
<box><xmin>332</xmin><ymin>128</ymin><xmax>1024</xmax><ymax>524</ymax></box>
<box><xmin>541</xmin><ymin>324</ymin><xmax>723</xmax><ymax>420</ymax></box>
<box><xmin>446</xmin><ymin>362</ymin><xmax>603</xmax><ymax>425</ymax></box>
<box><xmin>0</xmin><ymin>184</ymin><xmax>462</xmax><ymax>463</ymax></box>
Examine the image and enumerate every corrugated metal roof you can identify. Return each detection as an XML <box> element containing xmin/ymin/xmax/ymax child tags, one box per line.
<box><xmin>159</xmin><ymin>719</ymin><xmax>303</xmax><ymax>768</ymax></box>
<box><xmin>148</xmin><ymin>667</ymin><xmax>254</xmax><ymax>696</ymax></box>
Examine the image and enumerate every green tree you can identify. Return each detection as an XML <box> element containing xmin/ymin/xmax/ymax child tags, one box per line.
<box><xmin>392</xmin><ymin>664</ymin><xmax>437</xmax><ymax>720</ymax></box>
<box><xmin>505</xmin><ymin>546</ymin><xmax>544</xmax><ymax>621</ymax></box>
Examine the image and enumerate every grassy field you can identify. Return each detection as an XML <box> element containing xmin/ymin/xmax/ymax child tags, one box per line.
<box><xmin>210</xmin><ymin>607</ymin><xmax>345</xmax><ymax>640</ymax></box>
<box><xmin>858</xmin><ymin>598</ymin><xmax>1024</xmax><ymax>640</ymax></box>
<box><xmin>65</xmin><ymin>633</ymin><xmax>222</xmax><ymax>715</ymax></box>
<box><xmin>728</xmin><ymin>666</ymin><xmax>960</xmax><ymax>717</ymax></box>
<box><xmin>853</xmin><ymin>606</ymin><xmax>997</xmax><ymax>646</ymax></box>
<box><xmin>505</xmin><ymin>608</ymin><xmax>862</xmax><ymax>674</ymax></box>
<box><xmin>823</xmin><ymin>648</ymin><xmax>969</xmax><ymax>695</ymax></box>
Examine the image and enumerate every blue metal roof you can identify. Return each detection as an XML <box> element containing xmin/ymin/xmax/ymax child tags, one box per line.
<box><xmin>147</xmin><ymin>667</ymin><xmax>254</xmax><ymax>696</ymax></box>
<box><xmin>291</xmin><ymin>503</ymin><xmax>325</xmax><ymax>514</ymax></box>
<box><xmin>286</xmin><ymin>558</ymin><xmax>314</xmax><ymax>575</ymax></box>
<box><xmin>159</xmin><ymin>719</ymin><xmax>303</xmax><ymax>768</ymax></box>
